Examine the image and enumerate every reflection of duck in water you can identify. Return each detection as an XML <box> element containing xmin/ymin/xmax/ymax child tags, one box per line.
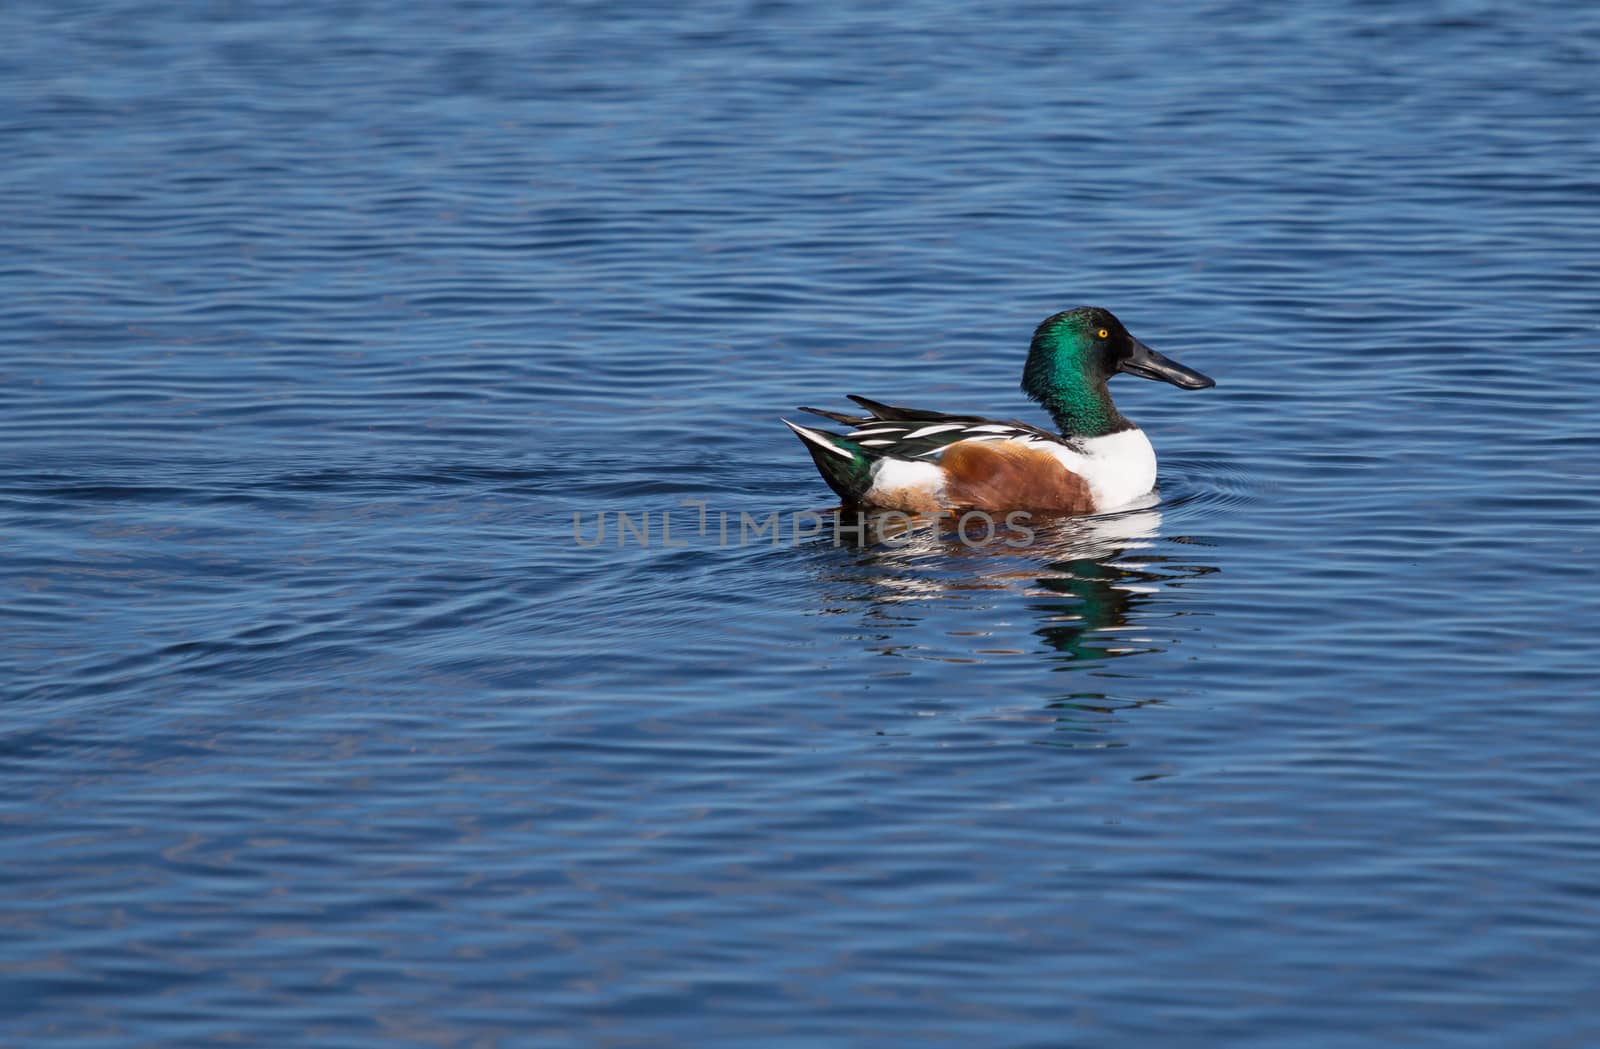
<box><xmin>1030</xmin><ymin>518</ymin><xmax>1167</xmax><ymax>663</ymax></box>
<box><xmin>839</xmin><ymin>503</ymin><xmax>1168</xmax><ymax>612</ymax></box>
<box><xmin>784</xmin><ymin>307</ymin><xmax>1212</xmax><ymax>515</ymax></box>
<box><xmin>824</xmin><ymin>506</ymin><xmax>1218</xmax><ymax>745</ymax></box>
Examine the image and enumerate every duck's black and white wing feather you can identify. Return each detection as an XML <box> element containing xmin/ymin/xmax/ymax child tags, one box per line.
<box><xmin>798</xmin><ymin>397</ymin><xmax>1069</xmax><ymax>460</ymax></box>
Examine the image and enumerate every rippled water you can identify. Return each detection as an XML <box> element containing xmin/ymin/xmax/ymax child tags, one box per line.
<box><xmin>4</xmin><ymin>1</ymin><xmax>1600</xmax><ymax>1045</ymax></box>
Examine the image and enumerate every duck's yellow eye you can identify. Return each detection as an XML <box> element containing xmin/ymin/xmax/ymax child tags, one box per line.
<box><xmin>1097</xmin><ymin>328</ymin><xmax>1109</xmax><ymax>339</ymax></box>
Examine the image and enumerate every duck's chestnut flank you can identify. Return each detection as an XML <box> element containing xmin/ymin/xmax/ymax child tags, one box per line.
<box><xmin>941</xmin><ymin>440</ymin><xmax>1095</xmax><ymax>515</ymax></box>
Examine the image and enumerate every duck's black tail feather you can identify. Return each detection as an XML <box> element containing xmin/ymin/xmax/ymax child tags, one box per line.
<box><xmin>797</xmin><ymin>405</ymin><xmax>866</xmax><ymax>426</ymax></box>
<box><xmin>846</xmin><ymin>395</ymin><xmax>956</xmax><ymax>422</ymax></box>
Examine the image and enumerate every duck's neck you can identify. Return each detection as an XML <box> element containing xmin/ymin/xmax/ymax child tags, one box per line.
<box><xmin>1026</xmin><ymin>376</ymin><xmax>1134</xmax><ymax>439</ymax></box>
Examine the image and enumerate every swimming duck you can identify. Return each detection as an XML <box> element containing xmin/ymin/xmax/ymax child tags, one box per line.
<box><xmin>783</xmin><ymin>307</ymin><xmax>1213</xmax><ymax>515</ymax></box>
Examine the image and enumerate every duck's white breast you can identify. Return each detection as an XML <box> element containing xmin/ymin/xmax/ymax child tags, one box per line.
<box><xmin>1042</xmin><ymin>429</ymin><xmax>1157</xmax><ymax>511</ymax></box>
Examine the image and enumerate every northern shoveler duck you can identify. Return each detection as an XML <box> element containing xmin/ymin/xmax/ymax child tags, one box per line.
<box><xmin>783</xmin><ymin>307</ymin><xmax>1214</xmax><ymax>515</ymax></box>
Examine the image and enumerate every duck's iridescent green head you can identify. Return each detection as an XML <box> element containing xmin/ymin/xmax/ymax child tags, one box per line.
<box><xmin>1021</xmin><ymin>307</ymin><xmax>1213</xmax><ymax>437</ymax></box>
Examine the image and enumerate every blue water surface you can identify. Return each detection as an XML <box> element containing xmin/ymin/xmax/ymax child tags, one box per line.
<box><xmin>4</xmin><ymin>1</ymin><xmax>1600</xmax><ymax>1046</ymax></box>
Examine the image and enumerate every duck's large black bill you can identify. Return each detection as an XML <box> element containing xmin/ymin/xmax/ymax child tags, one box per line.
<box><xmin>1118</xmin><ymin>337</ymin><xmax>1215</xmax><ymax>389</ymax></box>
